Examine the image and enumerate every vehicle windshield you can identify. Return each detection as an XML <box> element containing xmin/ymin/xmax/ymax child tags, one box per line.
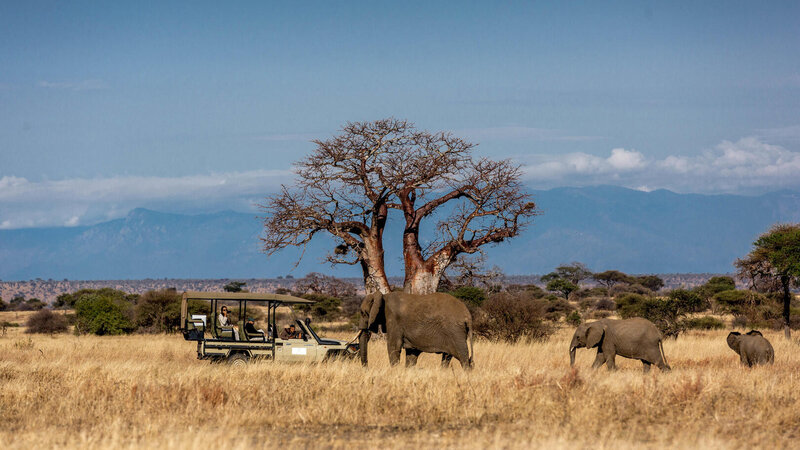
<box><xmin>299</xmin><ymin>319</ymin><xmax>322</xmax><ymax>343</ymax></box>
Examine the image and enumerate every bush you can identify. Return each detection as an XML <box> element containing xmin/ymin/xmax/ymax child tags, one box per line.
<box><xmin>546</xmin><ymin>278</ymin><xmax>578</xmax><ymax>299</ymax></box>
<box><xmin>635</xmin><ymin>275</ymin><xmax>665</xmax><ymax>292</ymax></box>
<box><xmin>74</xmin><ymin>290</ymin><xmax>136</xmax><ymax>335</ymax></box>
<box><xmin>450</xmin><ymin>286</ymin><xmax>488</xmax><ymax>308</ymax></box>
<box><xmin>544</xmin><ymin>297</ymin><xmax>575</xmax><ymax>322</ymax></box>
<box><xmin>616</xmin><ymin>291</ymin><xmax>698</xmax><ymax>338</ymax></box>
<box><xmin>295</xmin><ymin>293</ymin><xmax>342</xmax><ymax>320</ymax></box>
<box><xmin>712</xmin><ymin>290</ymin><xmax>765</xmax><ymax>315</ymax></box>
<box><xmin>668</xmin><ymin>289</ymin><xmax>706</xmax><ymax>313</ymax></box>
<box><xmin>566</xmin><ymin>310</ymin><xmax>582</xmax><ymax>326</ymax></box>
<box><xmin>608</xmin><ymin>283</ymin><xmax>653</xmax><ymax>298</ymax></box>
<box><xmin>695</xmin><ymin>276</ymin><xmax>736</xmax><ymax>301</ymax></box>
<box><xmin>506</xmin><ymin>284</ymin><xmax>547</xmax><ymax>297</ymax></box>
<box><xmin>594</xmin><ymin>298</ymin><xmax>617</xmax><ymax>311</ymax></box>
<box><xmin>25</xmin><ymin>309</ymin><xmax>68</xmax><ymax>334</ymax></box>
<box><xmin>570</xmin><ymin>287</ymin><xmax>609</xmax><ymax>300</ymax></box>
<box><xmin>135</xmin><ymin>289</ymin><xmax>182</xmax><ymax>333</ymax></box>
<box><xmin>0</xmin><ymin>297</ymin><xmax>7</xmax><ymax>311</ymax></box>
<box><xmin>473</xmin><ymin>292</ymin><xmax>554</xmax><ymax>343</ymax></box>
<box><xmin>682</xmin><ymin>316</ymin><xmax>724</xmax><ymax>330</ymax></box>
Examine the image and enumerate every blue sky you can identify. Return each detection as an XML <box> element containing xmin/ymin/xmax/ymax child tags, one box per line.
<box><xmin>1</xmin><ymin>1</ymin><xmax>799</xmax><ymax>228</ymax></box>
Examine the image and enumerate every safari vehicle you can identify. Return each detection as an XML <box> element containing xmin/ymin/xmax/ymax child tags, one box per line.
<box><xmin>180</xmin><ymin>291</ymin><xmax>358</xmax><ymax>366</ymax></box>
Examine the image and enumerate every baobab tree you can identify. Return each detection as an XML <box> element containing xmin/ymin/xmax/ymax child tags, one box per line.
<box><xmin>261</xmin><ymin>118</ymin><xmax>537</xmax><ymax>295</ymax></box>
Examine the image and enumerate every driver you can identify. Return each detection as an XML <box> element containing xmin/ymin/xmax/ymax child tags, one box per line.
<box><xmin>280</xmin><ymin>324</ymin><xmax>302</xmax><ymax>340</ymax></box>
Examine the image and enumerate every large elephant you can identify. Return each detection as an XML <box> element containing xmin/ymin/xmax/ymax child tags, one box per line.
<box><xmin>569</xmin><ymin>318</ymin><xmax>670</xmax><ymax>372</ymax></box>
<box><xmin>727</xmin><ymin>330</ymin><xmax>774</xmax><ymax>367</ymax></box>
<box><xmin>358</xmin><ymin>291</ymin><xmax>473</xmax><ymax>369</ymax></box>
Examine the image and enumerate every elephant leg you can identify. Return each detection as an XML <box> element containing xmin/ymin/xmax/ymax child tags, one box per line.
<box><xmin>441</xmin><ymin>353</ymin><xmax>453</xmax><ymax>368</ymax></box>
<box><xmin>405</xmin><ymin>349</ymin><xmax>421</xmax><ymax>367</ymax></box>
<box><xmin>387</xmin><ymin>333</ymin><xmax>403</xmax><ymax>366</ymax></box>
<box><xmin>452</xmin><ymin>340</ymin><xmax>472</xmax><ymax>369</ymax></box>
<box><xmin>605</xmin><ymin>350</ymin><xmax>617</xmax><ymax>371</ymax></box>
<box><xmin>642</xmin><ymin>361</ymin><xmax>652</xmax><ymax>373</ymax></box>
<box><xmin>591</xmin><ymin>350</ymin><xmax>606</xmax><ymax>369</ymax></box>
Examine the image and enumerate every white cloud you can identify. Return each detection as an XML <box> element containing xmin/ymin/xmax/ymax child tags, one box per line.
<box><xmin>1</xmin><ymin>136</ymin><xmax>798</xmax><ymax>230</ymax></box>
<box><xmin>0</xmin><ymin>170</ymin><xmax>291</xmax><ymax>229</ymax></box>
<box><xmin>521</xmin><ymin>137</ymin><xmax>800</xmax><ymax>193</ymax></box>
<box><xmin>607</xmin><ymin>148</ymin><xmax>646</xmax><ymax>171</ymax></box>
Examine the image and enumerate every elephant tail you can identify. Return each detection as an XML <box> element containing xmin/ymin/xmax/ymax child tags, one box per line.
<box><xmin>658</xmin><ymin>339</ymin><xmax>670</xmax><ymax>370</ymax></box>
<box><xmin>466</xmin><ymin>320</ymin><xmax>474</xmax><ymax>367</ymax></box>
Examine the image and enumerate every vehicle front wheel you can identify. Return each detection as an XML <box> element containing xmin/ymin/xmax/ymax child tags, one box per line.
<box><xmin>227</xmin><ymin>353</ymin><xmax>249</xmax><ymax>367</ymax></box>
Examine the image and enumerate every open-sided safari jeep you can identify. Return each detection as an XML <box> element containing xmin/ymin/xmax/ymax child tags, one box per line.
<box><xmin>180</xmin><ymin>291</ymin><xmax>358</xmax><ymax>366</ymax></box>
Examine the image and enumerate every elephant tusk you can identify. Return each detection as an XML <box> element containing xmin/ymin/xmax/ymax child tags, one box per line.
<box><xmin>347</xmin><ymin>330</ymin><xmax>362</xmax><ymax>346</ymax></box>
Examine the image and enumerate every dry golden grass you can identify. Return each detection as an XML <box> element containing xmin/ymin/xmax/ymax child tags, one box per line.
<box><xmin>2</xmin><ymin>324</ymin><xmax>800</xmax><ymax>449</ymax></box>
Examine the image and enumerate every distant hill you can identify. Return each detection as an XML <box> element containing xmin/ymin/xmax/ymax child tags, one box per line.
<box><xmin>1</xmin><ymin>186</ymin><xmax>799</xmax><ymax>280</ymax></box>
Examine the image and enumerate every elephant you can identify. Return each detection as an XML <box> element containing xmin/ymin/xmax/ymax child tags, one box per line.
<box><xmin>358</xmin><ymin>291</ymin><xmax>473</xmax><ymax>369</ymax></box>
<box><xmin>569</xmin><ymin>318</ymin><xmax>670</xmax><ymax>372</ymax></box>
<box><xmin>727</xmin><ymin>330</ymin><xmax>774</xmax><ymax>367</ymax></box>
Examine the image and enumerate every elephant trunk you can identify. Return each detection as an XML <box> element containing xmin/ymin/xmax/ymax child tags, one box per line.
<box><xmin>359</xmin><ymin>329</ymin><xmax>371</xmax><ymax>366</ymax></box>
<box><xmin>569</xmin><ymin>345</ymin><xmax>577</xmax><ymax>366</ymax></box>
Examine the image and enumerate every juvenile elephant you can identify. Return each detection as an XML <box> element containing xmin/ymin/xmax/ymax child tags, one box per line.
<box><xmin>727</xmin><ymin>330</ymin><xmax>774</xmax><ymax>367</ymax></box>
<box><xmin>359</xmin><ymin>291</ymin><xmax>473</xmax><ymax>369</ymax></box>
<box><xmin>569</xmin><ymin>318</ymin><xmax>670</xmax><ymax>372</ymax></box>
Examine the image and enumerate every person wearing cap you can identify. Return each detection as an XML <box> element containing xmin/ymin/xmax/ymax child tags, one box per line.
<box><xmin>244</xmin><ymin>317</ymin><xmax>265</xmax><ymax>341</ymax></box>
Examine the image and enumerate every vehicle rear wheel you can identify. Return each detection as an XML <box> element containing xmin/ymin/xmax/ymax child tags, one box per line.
<box><xmin>228</xmin><ymin>353</ymin><xmax>249</xmax><ymax>367</ymax></box>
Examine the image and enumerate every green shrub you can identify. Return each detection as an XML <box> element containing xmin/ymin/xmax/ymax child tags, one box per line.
<box><xmin>616</xmin><ymin>291</ymin><xmax>699</xmax><ymax>338</ymax></box>
<box><xmin>545</xmin><ymin>278</ymin><xmax>578</xmax><ymax>299</ymax></box>
<box><xmin>544</xmin><ymin>297</ymin><xmax>575</xmax><ymax>322</ymax></box>
<box><xmin>74</xmin><ymin>290</ymin><xmax>136</xmax><ymax>335</ymax></box>
<box><xmin>473</xmin><ymin>292</ymin><xmax>554</xmax><ymax>343</ymax></box>
<box><xmin>682</xmin><ymin>316</ymin><xmax>724</xmax><ymax>330</ymax></box>
<box><xmin>695</xmin><ymin>276</ymin><xmax>736</xmax><ymax>301</ymax></box>
<box><xmin>566</xmin><ymin>310</ymin><xmax>582</xmax><ymax>326</ymax></box>
<box><xmin>25</xmin><ymin>309</ymin><xmax>68</xmax><ymax>334</ymax></box>
<box><xmin>450</xmin><ymin>286</ymin><xmax>488</xmax><ymax>308</ymax></box>
<box><xmin>295</xmin><ymin>293</ymin><xmax>342</xmax><ymax>320</ymax></box>
<box><xmin>712</xmin><ymin>290</ymin><xmax>765</xmax><ymax>315</ymax></box>
<box><xmin>135</xmin><ymin>289</ymin><xmax>182</xmax><ymax>333</ymax></box>
<box><xmin>608</xmin><ymin>283</ymin><xmax>653</xmax><ymax>298</ymax></box>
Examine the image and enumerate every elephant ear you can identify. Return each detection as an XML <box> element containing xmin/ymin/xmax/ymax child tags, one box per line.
<box><xmin>368</xmin><ymin>292</ymin><xmax>385</xmax><ymax>331</ymax></box>
<box><xmin>585</xmin><ymin>322</ymin><xmax>605</xmax><ymax>348</ymax></box>
<box><xmin>727</xmin><ymin>332</ymin><xmax>741</xmax><ymax>352</ymax></box>
<box><xmin>746</xmin><ymin>330</ymin><xmax>763</xmax><ymax>336</ymax></box>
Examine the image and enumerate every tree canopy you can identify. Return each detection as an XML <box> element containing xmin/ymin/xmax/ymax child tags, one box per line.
<box><xmin>736</xmin><ymin>223</ymin><xmax>800</xmax><ymax>338</ymax></box>
<box><xmin>261</xmin><ymin>118</ymin><xmax>536</xmax><ymax>294</ymax></box>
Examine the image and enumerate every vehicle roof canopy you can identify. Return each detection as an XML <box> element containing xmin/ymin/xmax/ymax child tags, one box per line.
<box><xmin>180</xmin><ymin>291</ymin><xmax>315</xmax><ymax>327</ymax></box>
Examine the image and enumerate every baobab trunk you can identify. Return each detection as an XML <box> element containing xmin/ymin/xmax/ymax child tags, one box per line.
<box><xmin>403</xmin><ymin>248</ymin><xmax>453</xmax><ymax>295</ymax></box>
<box><xmin>360</xmin><ymin>235</ymin><xmax>391</xmax><ymax>295</ymax></box>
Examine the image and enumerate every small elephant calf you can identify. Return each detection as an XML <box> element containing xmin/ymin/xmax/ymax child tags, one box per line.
<box><xmin>727</xmin><ymin>330</ymin><xmax>774</xmax><ymax>367</ymax></box>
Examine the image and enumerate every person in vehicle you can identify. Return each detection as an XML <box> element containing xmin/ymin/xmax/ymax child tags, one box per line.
<box><xmin>217</xmin><ymin>306</ymin><xmax>239</xmax><ymax>340</ymax></box>
<box><xmin>244</xmin><ymin>317</ymin><xmax>265</xmax><ymax>341</ymax></box>
<box><xmin>280</xmin><ymin>324</ymin><xmax>302</xmax><ymax>340</ymax></box>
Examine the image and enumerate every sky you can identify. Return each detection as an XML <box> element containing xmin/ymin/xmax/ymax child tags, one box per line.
<box><xmin>1</xmin><ymin>1</ymin><xmax>799</xmax><ymax>228</ymax></box>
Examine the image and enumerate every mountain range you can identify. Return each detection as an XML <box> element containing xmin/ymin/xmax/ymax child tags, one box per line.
<box><xmin>1</xmin><ymin>186</ymin><xmax>799</xmax><ymax>280</ymax></box>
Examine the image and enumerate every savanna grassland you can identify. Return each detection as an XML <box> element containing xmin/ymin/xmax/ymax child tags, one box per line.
<box><xmin>1</xmin><ymin>319</ymin><xmax>800</xmax><ymax>449</ymax></box>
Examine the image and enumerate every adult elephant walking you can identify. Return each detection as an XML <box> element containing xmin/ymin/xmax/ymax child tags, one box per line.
<box><xmin>358</xmin><ymin>291</ymin><xmax>473</xmax><ymax>369</ymax></box>
<box><xmin>569</xmin><ymin>318</ymin><xmax>670</xmax><ymax>372</ymax></box>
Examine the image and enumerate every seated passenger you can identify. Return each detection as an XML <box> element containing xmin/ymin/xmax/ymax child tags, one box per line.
<box><xmin>244</xmin><ymin>318</ymin><xmax>265</xmax><ymax>341</ymax></box>
<box><xmin>217</xmin><ymin>306</ymin><xmax>239</xmax><ymax>340</ymax></box>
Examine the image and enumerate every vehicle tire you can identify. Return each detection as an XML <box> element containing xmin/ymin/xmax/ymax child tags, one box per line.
<box><xmin>228</xmin><ymin>353</ymin><xmax>249</xmax><ymax>367</ymax></box>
